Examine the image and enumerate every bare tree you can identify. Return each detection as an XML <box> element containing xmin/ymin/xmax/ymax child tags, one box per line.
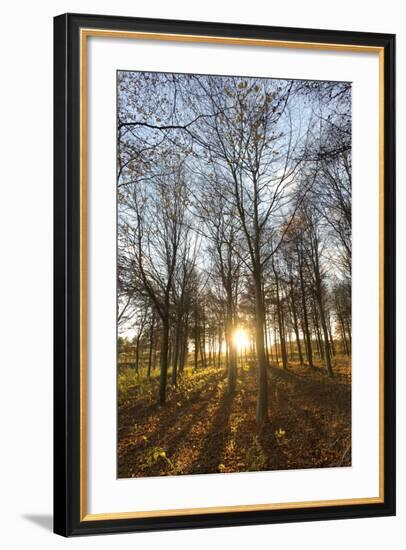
<box><xmin>120</xmin><ymin>160</ymin><xmax>190</xmax><ymax>404</ymax></box>
<box><xmin>117</xmin><ymin>71</ymin><xmax>352</xmax><ymax>429</ymax></box>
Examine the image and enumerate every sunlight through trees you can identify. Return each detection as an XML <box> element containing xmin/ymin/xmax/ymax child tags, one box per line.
<box><xmin>117</xmin><ymin>71</ymin><xmax>352</xmax><ymax>476</ymax></box>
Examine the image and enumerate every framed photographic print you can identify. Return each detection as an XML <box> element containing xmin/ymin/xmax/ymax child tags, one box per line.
<box><xmin>53</xmin><ymin>13</ymin><xmax>396</xmax><ymax>536</ymax></box>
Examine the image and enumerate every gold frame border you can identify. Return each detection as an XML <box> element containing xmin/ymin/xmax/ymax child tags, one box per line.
<box><xmin>79</xmin><ymin>28</ymin><xmax>385</xmax><ymax>522</ymax></box>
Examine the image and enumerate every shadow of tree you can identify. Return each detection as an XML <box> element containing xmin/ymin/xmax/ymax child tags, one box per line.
<box><xmin>188</xmin><ymin>390</ymin><xmax>234</xmax><ymax>474</ymax></box>
<box><xmin>118</xmin><ymin>377</ymin><xmax>225</xmax><ymax>477</ymax></box>
<box><xmin>118</xmin><ymin>373</ymin><xmax>222</xmax><ymax>440</ymax></box>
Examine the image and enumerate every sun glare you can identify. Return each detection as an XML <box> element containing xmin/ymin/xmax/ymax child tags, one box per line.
<box><xmin>233</xmin><ymin>328</ymin><xmax>249</xmax><ymax>352</ymax></box>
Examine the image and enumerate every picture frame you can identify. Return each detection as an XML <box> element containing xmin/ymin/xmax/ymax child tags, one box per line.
<box><xmin>53</xmin><ymin>12</ymin><xmax>396</xmax><ymax>536</ymax></box>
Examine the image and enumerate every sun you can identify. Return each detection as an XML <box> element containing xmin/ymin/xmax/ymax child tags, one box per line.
<box><xmin>233</xmin><ymin>328</ymin><xmax>249</xmax><ymax>352</ymax></box>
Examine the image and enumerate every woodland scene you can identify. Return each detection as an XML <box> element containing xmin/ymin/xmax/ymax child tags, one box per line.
<box><xmin>117</xmin><ymin>71</ymin><xmax>352</xmax><ymax>478</ymax></box>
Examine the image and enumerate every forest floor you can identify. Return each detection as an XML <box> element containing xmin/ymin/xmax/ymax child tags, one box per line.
<box><xmin>117</xmin><ymin>358</ymin><xmax>351</xmax><ymax>478</ymax></box>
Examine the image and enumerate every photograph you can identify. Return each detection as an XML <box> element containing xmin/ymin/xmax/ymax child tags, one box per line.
<box><xmin>116</xmin><ymin>71</ymin><xmax>352</xmax><ymax>479</ymax></box>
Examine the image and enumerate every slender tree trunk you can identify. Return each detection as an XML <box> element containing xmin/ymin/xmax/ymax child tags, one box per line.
<box><xmin>226</xmin><ymin>329</ymin><xmax>237</xmax><ymax>393</ymax></box>
<box><xmin>345</xmin><ymin>318</ymin><xmax>352</xmax><ymax>353</ymax></box>
<box><xmin>147</xmin><ymin>314</ymin><xmax>155</xmax><ymax>378</ymax></box>
<box><xmin>271</xmin><ymin>256</ymin><xmax>287</xmax><ymax>369</ymax></box>
<box><xmin>135</xmin><ymin>333</ymin><xmax>141</xmax><ymax>374</ymax></box>
<box><xmin>280</xmin><ymin>303</ymin><xmax>288</xmax><ymax>368</ymax></box>
<box><xmin>274</xmin><ymin>272</ymin><xmax>288</xmax><ymax>370</ymax></box>
<box><xmin>273</xmin><ymin>319</ymin><xmax>279</xmax><ymax>366</ymax></box>
<box><xmin>226</xmin><ymin>291</ymin><xmax>237</xmax><ymax>394</ymax></box>
<box><xmin>326</xmin><ymin>314</ymin><xmax>336</xmax><ymax>356</ymax></box>
<box><xmin>217</xmin><ymin>325</ymin><xmax>222</xmax><ymax>368</ymax></box>
<box><xmin>298</xmin><ymin>259</ymin><xmax>313</xmax><ymax>368</ymax></box>
<box><xmin>309</xmin><ymin>299</ymin><xmax>322</xmax><ymax>360</ymax></box>
<box><xmin>171</xmin><ymin>319</ymin><xmax>181</xmax><ymax>385</ymax></box>
<box><xmin>201</xmin><ymin>316</ymin><xmax>207</xmax><ymax>368</ymax></box>
<box><xmin>287</xmin><ymin>330</ymin><xmax>293</xmax><ymax>361</ymax></box>
<box><xmin>315</xmin><ymin>281</ymin><xmax>333</xmax><ymax>378</ymax></box>
<box><xmin>290</xmin><ymin>284</ymin><xmax>304</xmax><ymax>366</ymax></box>
<box><xmin>159</xmin><ymin>316</ymin><xmax>170</xmax><ymax>405</ymax></box>
<box><xmin>179</xmin><ymin>316</ymin><xmax>189</xmax><ymax>374</ymax></box>
<box><xmin>264</xmin><ymin>314</ymin><xmax>270</xmax><ymax>366</ymax></box>
<box><xmin>338</xmin><ymin>313</ymin><xmax>349</xmax><ymax>355</ymax></box>
<box><xmin>268</xmin><ymin>323</ymin><xmax>274</xmax><ymax>363</ymax></box>
<box><xmin>319</xmin><ymin>311</ymin><xmax>333</xmax><ymax>377</ymax></box>
<box><xmin>199</xmin><ymin>337</ymin><xmax>206</xmax><ymax>369</ymax></box>
<box><xmin>207</xmin><ymin>331</ymin><xmax>212</xmax><ymax>366</ymax></box>
<box><xmin>254</xmin><ymin>273</ymin><xmax>268</xmax><ymax>427</ymax></box>
<box><xmin>152</xmin><ymin>333</ymin><xmax>158</xmax><ymax>371</ymax></box>
<box><xmin>194</xmin><ymin>311</ymin><xmax>199</xmax><ymax>370</ymax></box>
<box><xmin>315</xmin><ymin>323</ymin><xmax>323</xmax><ymax>359</ymax></box>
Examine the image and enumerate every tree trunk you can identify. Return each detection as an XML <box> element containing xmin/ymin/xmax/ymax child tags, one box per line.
<box><xmin>326</xmin><ymin>314</ymin><xmax>336</xmax><ymax>356</ymax></box>
<box><xmin>345</xmin><ymin>318</ymin><xmax>352</xmax><ymax>353</ymax></box>
<box><xmin>264</xmin><ymin>314</ymin><xmax>270</xmax><ymax>366</ymax></box>
<box><xmin>147</xmin><ymin>314</ymin><xmax>155</xmax><ymax>378</ymax></box>
<box><xmin>290</xmin><ymin>283</ymin><xmax>304</xmax><ymax>366</ymax></box>
<box><xmin>226</xmin><ymin>292</ymin><xmax>237</xmax><ymax>394</ymax></box>
<box><xmin>159</xmin><ymin>317</ymin><xmax>170</xmax><ymax>405</ymax></box>
<box><xmin>274</xmin><ymin>273</ymin><xmax>288</xmax><ymax>369</ymax></box>
<box><xmin>201</xmin><ymin>315</ymin><xmax>207</xmax><ymax>367</ymax></box>
<box><xmin>298</xmin><ymin>260</ymin><xmax>313</xmax><ymax>368</ymax></box>
<box><xmin>315</xmin><ymin>281</ymin><xmax>333</xmax><ymax>378</ymax></box>
<box><xmin>226</xmin><ymin>329</ymin><xmax>237</xmax><ymax>394</ymax></box>
<box><xmin>315</xmin><ymin>322</ymin><xmax>323</xmax><ymax>359</ymax></box>
<box><xmin>254</xmin><ymin>274</ymin><xmax>269</xmax><ymax>427</ymax></box>
<box><xmin>179</xmin><ymin>316</ymin><xmax>189</xmax><ymax>374</ymax></box>
<box><xmin>320</xmin><ymin>314</ymin><xmax>333</xmax><ymax>377</ymax></box>
<box><xmin>287</xmin><ymin>330</ymin><xmax>293</xmax><ymax>361</ymax></box>
<box><xmin>217</xmin><ymin>324</ymin><xmax>222</xmax><ymax>368</ymax></box>
<box><xmin>225</xmin><ymin>338</ymin><xmax>229</xmax><ymax>373</ymax></box>
<box><xmin>194</xmin><ymin>327</ymin><xmax>199</xmax><ymax>370</ymax></box>
<box><xmin>268</xmin><ymin>321</ymin><xmax>274</xmax><ymax>363</ymax></box>
<box><xmin>171</xmin><ymin>320</ymin><xmax>181</xmax><ymax>385</ymax></box>
<box><xmin>208</xmin><ymin>332</ymin><xmax>212</xmax><ymax>366</ymax></box>
<box><xmin>338</xmin><ymin>314</ymin><xmax>349</xmax><ymax>355</ymax></box>
<box><xmin>135</xmin><ymin>333</ymin><xmax>141</xmax><ymax>374</ymax></box>
<box><xmin>152</xmin><ymin>334</ymin><xmax>158</xmax><ymax>371</ymax></box>
<box><xmin>273</xmin><ymin>320</ymin><xmax>279</xmax><ymax>366</ymax></box>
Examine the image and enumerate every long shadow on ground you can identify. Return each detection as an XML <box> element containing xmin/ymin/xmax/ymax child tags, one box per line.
<box><xmin>188</xmin><ymin>390</ymin><xmax>234</xmax><ymax>474</ymax></box>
